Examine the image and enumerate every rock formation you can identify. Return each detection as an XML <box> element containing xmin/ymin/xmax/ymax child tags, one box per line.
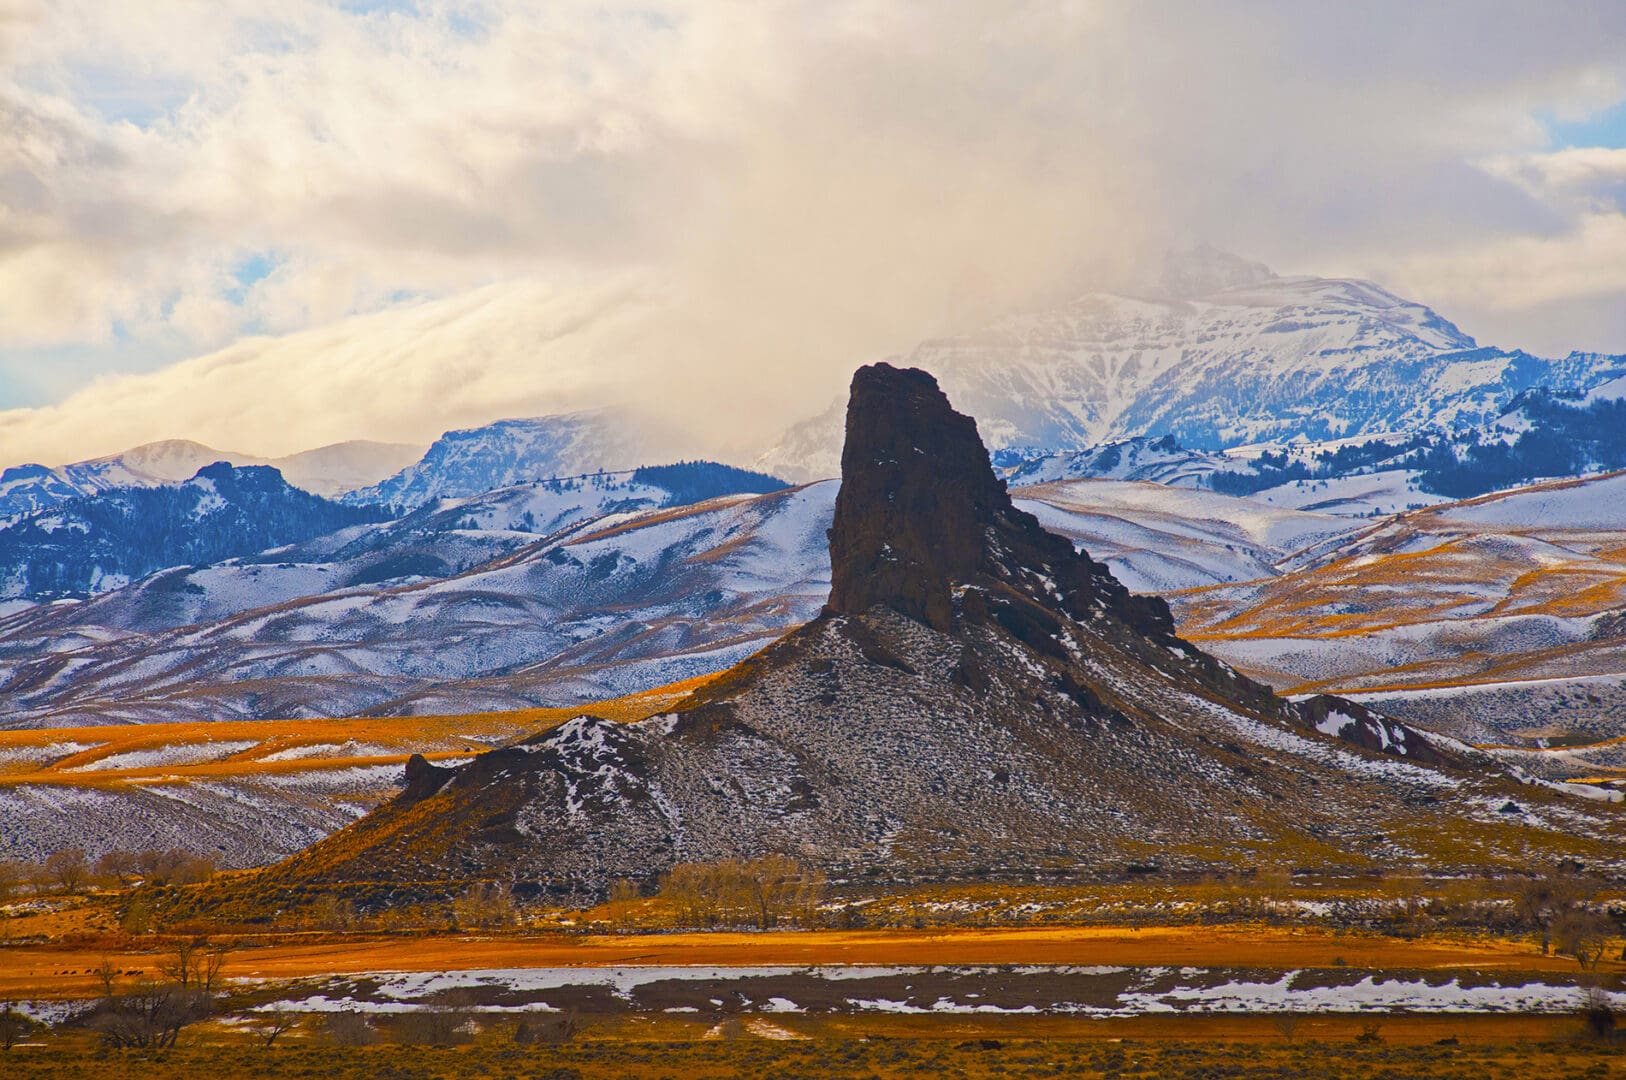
<box><xmin>230</xmin><ymin>364</ymin><xmax>1624</xmax><ymax>908</ymax></box>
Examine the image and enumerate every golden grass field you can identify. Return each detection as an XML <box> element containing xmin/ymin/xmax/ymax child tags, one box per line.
<box><xmin>5</xmin><ymin>921</ymin><xmax>1625</xmax><ymax>1077</ymax></box>
<box><xmin>5</xmin><ymin>922</ymin><xmax>1613</xmax><ymax>1002</ymax></box>
<box><xmin>0</xmin><ymin>676</ymin><xmax>716</xmax><ymax>788</ymax></box>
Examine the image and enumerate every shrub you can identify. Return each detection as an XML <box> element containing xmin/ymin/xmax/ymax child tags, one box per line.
<box><xmin>324</xmin><ymin>1010</ymin><xmax>377</xmax><ymax>1046</ymax></box>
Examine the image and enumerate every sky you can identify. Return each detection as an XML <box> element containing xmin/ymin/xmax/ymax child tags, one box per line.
<box><xmin>2</xmin><ymin>1</ymin><xmax>1626</xmax><ymax>466</ymax></box>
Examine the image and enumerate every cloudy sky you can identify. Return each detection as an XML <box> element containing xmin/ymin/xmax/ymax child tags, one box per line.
<box><xmin>3</xmin><ymin>1</ymin><xmax>1626</xmax><ymax>465</ymax></box>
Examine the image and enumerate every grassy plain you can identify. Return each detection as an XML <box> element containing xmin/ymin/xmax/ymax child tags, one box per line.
<box><xmin>6</xmin><ymin>1025</ymin><xmax>1625</xmax><ymax>1079</ymax></box>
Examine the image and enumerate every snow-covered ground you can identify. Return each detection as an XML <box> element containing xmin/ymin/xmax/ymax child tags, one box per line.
<box><xmin>258</xmin><ymin>964</ymin><xmax>1624</xmax><ymax>1018</ymax></box>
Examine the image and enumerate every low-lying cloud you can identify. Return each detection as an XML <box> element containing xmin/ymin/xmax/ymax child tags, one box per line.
<box><xmin>2</xmin><ymin>1</ymin><xmax>1626</xmax><ymax>464</ymax></box>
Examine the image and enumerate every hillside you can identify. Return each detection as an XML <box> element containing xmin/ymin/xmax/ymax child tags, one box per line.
<box><xmin>233</xmin><ymin>364</ymin><xmax>1624</xmax><ymax>909</ymax></box>
<box><xmin>0</xmin><ymin>463</ymin><xmax>386</xmax><ymax>600</ymax></box>
<box><xmin>348</xmin><ymin>411</ymin><xmax>662</xmax><ymax>511</ymax></box>
<box><xmin>0</xmin><ymin>475</ymin><xmax>1358</xmax><ymax>727</ymax></box>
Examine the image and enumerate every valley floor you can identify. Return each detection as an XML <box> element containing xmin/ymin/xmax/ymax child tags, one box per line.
<box><xmin>0</xmin><ymin>924</ymin><xmax>1609</xmax><ymax>1001</ymax></box>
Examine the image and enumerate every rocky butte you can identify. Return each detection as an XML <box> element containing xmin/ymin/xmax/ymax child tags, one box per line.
<box><xmin>221</xmin><ymin>363</ymin><xmax>1625</xmax><ymax>910</ymax></box>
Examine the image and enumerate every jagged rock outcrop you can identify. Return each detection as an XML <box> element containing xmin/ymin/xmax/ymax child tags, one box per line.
<box><xmin>229</xmin><ymin>365</ymin><xmax>1626</xmax><ymax>908</ymax></box>
<box><xmin>827</xmin><ymin>363</ymin><xmax>1175</xmax><ymax>642</ymax></box>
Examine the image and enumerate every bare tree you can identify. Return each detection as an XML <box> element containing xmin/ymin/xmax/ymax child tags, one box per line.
<box><xmin>0</xmin><ymin>862</ymin><xmax>24</xmax><ymax>903</ymax></box>
<box><xmin>659</xmin><ymin>856</ymin><xmax>824</xmax><ymax>929</ymax></box>
<box><xmin>89</xmin><ymin>980</ymin><xmax>207</xmax><ymax>1049</ymax></box>
<box><xmin>43</xmin><ymin>849</ymin><xmax>90</xmax><ymax>894</ymax></box>
<box><xmin>253</xmin><ymin>1007</ymin><xmax>298</xmax><ymax>1047</ymax></box>
<box><xmin>96</xmin><ymin>851</ymin><xmax>140</xmax><ymax>887</ymax></box>
<box><xmin>1515</xmin><ymin>870</ymin><xmax>1587</xmax><ymax>954</ymax></box>
<box><xmin>159</xmin><ymin>937</ymin><xmax>229</xmax><ymax>993</ymax></box>
<box><xmin>309</xmin><ymin>895</ymin><xmax>355</xmax><ymax>932</ymax></box>
<box><xmin>133</xmin><ymin>849</ymin><xmax>214</xmax><ymax>887</ymax></box>
<box><xmin>1553</xmin><ymin>909</ymin><xmax>1615</xmax><ymax>970</ymax></box>
<box><xmin>121</xmin><ymin>893</ymin><xmax>154</xmax><ymax>936</ymax></box>
<box><xmin>1582</xmin><ymin>985</ymin><xmax>1617</xmax><ymax>1041</ymax></box>
<box><xmin>0</xmin><ymin>1003</ymin><xmax>33</xmax><ymax>1051</ymax></box>
<box><xmin>452</xmin><ymin>883</ymin><xmax>516</xmax><ymax>929</ymax></box>
<box><xmin>1272</xmin><ymin>1013</ymin><xmax>1302</xmax><ymax>1042</ymax></box>
<box><xmin>606</xmin><ymin>878</ymin><xmax>641</xmax><ymax>927</ymax></box>
<box><xmin>95</xmin><ymin>956</ymin><xmax>120</xmax><ymax>1000</ymax></box>
<box><xmin>393</xmin><ymin>997</ymin><xmax>475</xmax><ymax>1046</ymax></box>
<box><xmin>515</xmin><ymin>1011</ymin><xmax>580</xmax><ymax>1044</ymax></box>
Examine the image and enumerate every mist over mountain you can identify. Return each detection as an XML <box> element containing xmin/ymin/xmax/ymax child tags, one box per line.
<box><xmin>760</xmin><ymin>262</ymin><xmax>1626</xmax><ymax>482</ymax></box>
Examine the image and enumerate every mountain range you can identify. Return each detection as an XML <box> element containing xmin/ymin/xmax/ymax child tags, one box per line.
<box><xmin>0</xmin><ymin>463</ymin><xmax>387</xmax><ymax>601</ymax></box>
<box><xmin>0</xmin><ymin>438</ymin><xmax>424</xmax><ymax>521</ymax></box>
<box><xmin>210</xmin><ymin>363</ymin><xmax>1625</xmax><ymax>913</ymax></box>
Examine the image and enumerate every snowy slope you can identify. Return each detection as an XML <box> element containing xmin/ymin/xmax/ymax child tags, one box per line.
<box><xmin>0</xmin><ymin>478</ymin><xmax>1353</xmax><ymax>726</ymax></box>
<box><xmin>760</xmin><ymin>266</ymin><xmax>1622</xmax><ymax>481</ymax></box>
<box><xmin>347</xmin><ymin>410</ymin><xmax>659</xmax><ymax>510</ymax></box>
<box><xmin>1016</xmin><ymin>480</ymin><xmax>1356</xmax><ymax>592</ymax></box>
<box><xmin>1178</xmin><ymin>470</ymin><xmax>1626</xmax><ymax>708</ymax></box>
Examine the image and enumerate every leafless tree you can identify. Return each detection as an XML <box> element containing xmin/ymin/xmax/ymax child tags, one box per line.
<box><xmin>658</xmin><ymin>856</ymin><xmax>825</xmax><ymax>929</ymax></box>
<box><xmin>0</xmin><ymin>862</ymin><xmax>24</xmax><ymax>903</ymax></box>
<box><xmin>393</xmin><ymin>1002</ymin><xmax>474</xmax><ymax>1046</ymax></box>
<box><xmin>159</xmin><ymin>937</ymin><xmax>229</xmax><ymax>993</ymax></box>
<box><xmin>606</xmin><ymin>878</ymin><xmax>641</xmax><ymax>927</ymax></box>
<box><xmin>95</xmin><ymin>851</ymin><xmax>140</xmax><ymax>887</ymax></box>
<box><xmin>1272</xmin><ymin>1013</ymin><xmax>1302</xmax><ymax>1041</ymax></box>
<box><xmin>253</xmin><ymin>1007</ymin><xmax>299</xmax><ymax>1047</ymax></box>
<box><xmin>309</xmin><ymin>895</ymin><xmax>355</xmax><ymax>932</ymax></box>
<box><xmin>515</xmin><ymin>1011</ymin><xmax>581</xmax><ymax>1044</ymax></box>
<box><xmin>43</xmin><ymin>849</ymin><xmax>90</xmax><ymax>894</ymax></box>
<box><xmin>452</xmin><ymin>883</ymin><xmax>516</xmax><ymax>929</ymax></box>
<box><xmin>0</xmin><ymin>1003</ymin><xmax>33</xmax><ymax>1051</ymax></box>
<box><xmin>95</xmin><ymin>956</ymin><xmax>120</xmax><ymax>1000</ymax></box>
<box><xmin>1515</xmin><ymin>870</ymin><xmax>1587</xmax><ymax>954</ymax></box>
<box><xmin>89</xmin><ymin>980</ymin><xmax>207</xmax><ymax>1049</ymax></box>
<box><xmin>1553</xmin><ymin>908</ymin><xmax>1615</xmax><ymax>970</ymax></box>
<box><xmin>1582</xmin><ymin>985</ymin><xmax>1617</xmax><ymax>1041</ymax></box>
<box><xmin>134</xmin><ymin>849</ymin><xmax>216</xmax><ymax>886</ymax></box>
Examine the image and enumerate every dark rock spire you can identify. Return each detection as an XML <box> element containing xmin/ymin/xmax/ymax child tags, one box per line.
<box><xmin>826</xmin><ymin>363</ymin><xmax>1010</xmax><ymax>631</ymax></box>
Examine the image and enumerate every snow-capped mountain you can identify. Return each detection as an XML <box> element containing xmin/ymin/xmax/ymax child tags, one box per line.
<box><xmin>347</xmin><ymin>410</ymin><xmax>662</xmax><ymax>511</ymax></box>
<box><xmin>759</xmin><ymin>262</ymin><xmax>1626</xmax><ymax>480</ymax></box>
<box><xmin>0</xmin><ymin>463</ymin><xmax>386</xmax><ymax>600</ymax></box>
<box><xmin>0</xmin><ymin>438</ymin><xmax>423</xmax><ymax>519</ymax></box>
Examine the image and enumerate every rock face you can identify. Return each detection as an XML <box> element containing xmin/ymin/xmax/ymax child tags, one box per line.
<box><xmin>828</xmin><ymin>363</ymin><xmax>1175</xmax><ymax>642</ymax></box>
<box><xmin>239</xmin><ymin>365</ymin><xmax>1626</xmax><ymax>907</ymax></box>
<box><xmin>827</xmin><ymin>364</ymin><xmax>1009</xmax><ymax>631</ymax></box>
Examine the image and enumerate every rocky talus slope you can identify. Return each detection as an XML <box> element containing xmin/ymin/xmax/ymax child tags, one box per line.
<box><xmin>238</xmin><ymin>365</ymin><xmax>1625</xmax><ymax>907</ymax></box>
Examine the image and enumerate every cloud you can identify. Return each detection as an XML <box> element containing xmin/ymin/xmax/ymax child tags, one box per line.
<box><xmin>3</xmin><ymin>2</ymin><xmax>1626</xmax><ymax>462</ymax></box>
